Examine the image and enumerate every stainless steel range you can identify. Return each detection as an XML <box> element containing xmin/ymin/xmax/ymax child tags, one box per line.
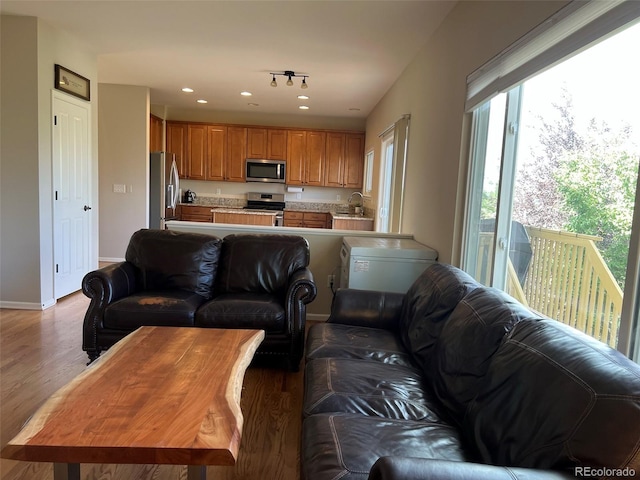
<box><xmin>244</xmin><ymin>192</ymin><xmax>286</xmax><ymax>226</ymax></box>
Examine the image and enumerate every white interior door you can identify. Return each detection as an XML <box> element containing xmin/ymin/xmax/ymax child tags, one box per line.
<box><xmin>52</xmin><ymin>92</ymin><xmax>91</xmax><ymax>299</ymax></box>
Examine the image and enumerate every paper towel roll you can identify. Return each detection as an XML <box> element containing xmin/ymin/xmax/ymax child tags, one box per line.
<box><xmin>287</xmin><ymin>186</ymin><xmax>304</xmax><ymax>193</ymax></box>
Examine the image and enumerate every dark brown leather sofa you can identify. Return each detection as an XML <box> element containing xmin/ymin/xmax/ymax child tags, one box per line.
<box><xmin>82</xmin><ymin>229</ymin><xmax>317</xmax><ymax>370</ymax></box>
<box><xmin>302</xmin><ymin>263</ymin><xmax>640</xmax><ymax>479</ymax></box>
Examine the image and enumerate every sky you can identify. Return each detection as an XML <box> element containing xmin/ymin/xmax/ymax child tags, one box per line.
<box><xmin>521</xmin><ymin>20</ymin><xmax>640</xmax><ymax>144</ymax></box>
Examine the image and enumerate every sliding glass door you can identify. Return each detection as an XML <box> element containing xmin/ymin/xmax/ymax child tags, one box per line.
<box><xmin>463</xmin><ymin>23</ymin><xmax>640</xmax><ymax>356</ymax></box>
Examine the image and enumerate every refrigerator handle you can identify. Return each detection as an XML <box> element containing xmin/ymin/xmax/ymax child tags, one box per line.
<box><xmin>169</xmin><ymin>159</ymin><xmax>180</xmax><ymax>209</ymax></box>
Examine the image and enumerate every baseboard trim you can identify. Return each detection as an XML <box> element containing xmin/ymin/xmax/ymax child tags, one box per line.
<box><xmin>99</xmin><ymin>257</ymin><xmax>125</xmax><ymax>263</ymax></box>
<box><xmin>0</xmin><ymin>298</ymin><xmax>56</xmax><ymax>310</ymax></box>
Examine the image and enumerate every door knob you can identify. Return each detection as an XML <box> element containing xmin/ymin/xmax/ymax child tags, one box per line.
<box><xmin>84</xmin><ymin>205</ymin><xmax>92</xmax><ymax>211</ymax></box>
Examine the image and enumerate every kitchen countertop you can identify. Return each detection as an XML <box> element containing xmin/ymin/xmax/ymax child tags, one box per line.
<box><xmin>330</xmin><ymin>211</ymin><xmax>374</xmax><ymax>221</ymax></box>
<box><xmin>181</xmin><ymin>204</ymin><xmax>276</xmax><ymax>216</ymax></box>
<box><xmin>181</xmin><ymin>203</ymin><xmax>373</xmax><ymax>220</ymax></box>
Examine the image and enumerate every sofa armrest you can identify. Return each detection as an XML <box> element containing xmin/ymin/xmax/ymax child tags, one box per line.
<box><xmin>328</xmin><ymin>288</ymin><xmax>404</xmax><ymax>331</ymax></box>
<box><xmin>284</xmin><ymin>267</ymin><xmax>317</xmax><ymax>370</ymax></box>
<box><xmin>82</xmin><ymin>261</ymin><xmax>138</xmax><ymax>361</ymax></box>
<box><xmin>369</xmin><ymin>457</ymin><xmax>576</xmax><ymax>480</ymax></box>
<box><xmin>286</xmin><ymin>267</ymin><xmax>317</xmax><ymax>330</ymax></box>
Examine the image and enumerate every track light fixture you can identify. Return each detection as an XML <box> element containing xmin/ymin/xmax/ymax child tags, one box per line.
<box><xmin>269</xmin><ymin>70</ymin><xmax>309</xmax><ymax>89</ymax></box>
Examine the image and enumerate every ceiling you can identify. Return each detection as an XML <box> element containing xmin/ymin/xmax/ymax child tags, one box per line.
<box><xmin>1</xmin><ymin>1</ymin><xmax>456</xmax><ymax>119</ymax></box>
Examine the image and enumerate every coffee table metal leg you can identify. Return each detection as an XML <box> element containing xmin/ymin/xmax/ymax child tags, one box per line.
<box><xmin>53</xmin><ymin>463</ymin><xmax>80</xmax><ymax>480</ymax></box>
<box><xmin>187</xmin><ymin>465</ymin><xmax>207</xmax><ymax>479</ymax></box>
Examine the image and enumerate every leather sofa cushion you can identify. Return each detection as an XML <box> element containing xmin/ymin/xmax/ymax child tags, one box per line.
<box><xmin>306</xmin><ymin>323</ymin><xmax>414</xmax><ymax>366</ymax></box>
<box><xmin>125</xmin><ymin>229</ymin><xmax>222</xmax><ymax>299</ymax></box>
<box><xmin>104</xmin><ymin>290</ymin><xmax>206</xmax><ymax>329</ymax></box>
<box><xmin>432</xmin><ymin>287</ymin><xmax>542</xmax><ymax>422</ymax></box>
<box><xmin>304</xmin><ymin>358</ymin><xmax>445</xmax><ymax>422</ymax></box>
<box><xmin>215</xmin><ymin>234</ymin><xmax>309</xmax><ymax>297</ymax></box>
<box><xmin>195</xmin><ymin>293</ymin><xmax>285</xmax><ymax>331</ymax></box>
<box><xmin>302</xmin><ymin>413</ymin><xmax>471</xmax><ymax>480</ymax></box>
<box><xmin>466</xmin><ymin>319</ymin><xmax>640</xmax><ymax>471</ymax></box>
<box><xmin>399</xmin><ymin>263</ymin><xmax>480</xmax><ymax>375</ymax></box>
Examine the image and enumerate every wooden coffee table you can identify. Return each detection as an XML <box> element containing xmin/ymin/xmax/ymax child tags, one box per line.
<box><xmin>1</xmin><ymin>326</ymin><xmax>264</xmax><ymax>480</ymax></box>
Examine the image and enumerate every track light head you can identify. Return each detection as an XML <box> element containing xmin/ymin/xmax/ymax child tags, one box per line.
<box><xmin>301</xmin><ymin>77</ymin><xmax>308</xmax><ymax>89</ymax></box>
<box><xmin>270</xmin><ymin>75</ymin><xmax>277</xmax><ymax>87</ymax></box>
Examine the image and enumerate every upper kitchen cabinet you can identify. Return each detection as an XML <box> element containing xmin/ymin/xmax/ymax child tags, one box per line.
<box><xmin>206</xmin><ymin>125</ymin><xmax>226</xmax><ymax>181</ymax></box>
<box><xmin>247</xmin><ymin>127</ymin><xmax>287</xmax><ymax>161</ymax></box>
<box><xmin>226</xmin><ymin>126</ymin><xmax>247</xmax><ymax>182</ymax></box>
<box><xmin>267</xmin><ymin>129</ymin><xmax>287</xmax><ymax>160</ymax></box>
<box><xmin>324</xmin><ymin>132</ymin><xmax>365</xmax><ymax>188</ymax></box>
<box><xmin>150</xmin><ymin>114</ymin><xmax>163</xmax><ymax>152</ymax></box>
<box><xmin>166</xmin><ymin>122</ymin><xmax>188</xmax><ymax>178</ymax></box>
<box><xmin>286</xmin><ymin>130</ymin><xmax>326</xmax><ymax>186</ymax></box>
<box><xmin>344</xmin><ymin>133</ymin><xmax>365</xmax><ymax>189</ymax></box>
<box><xmin>187</xmin><ymin>124</ymin><xmax>208</xmax><ymax>180</ymax></box>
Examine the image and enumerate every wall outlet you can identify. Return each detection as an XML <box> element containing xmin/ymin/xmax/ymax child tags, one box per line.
<box><xmin>216</xmin><ymin>188</ymin><xmax>221</xmax><ymax>195</ymax></box>
<box><xmin>296</xmin><ymin>192</ymin><xmax>302</xmax><ymax>199</ymax></box>
<box><xmin>327</xmin><ymin>274</ymin><xmax>335</xmax><ymax>288</ymax></box>
<box><xmin>113</xmin><ymin>184</ymin><xmax>126</xmax><ymax>193</ymax></box>
<box><xmin>336</xmin><ymin>194</ymin><xmax>341</xmax><ymax>201</ymax></box>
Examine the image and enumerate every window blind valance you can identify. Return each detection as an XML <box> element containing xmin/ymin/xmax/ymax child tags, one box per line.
<box><xmin>465</xmin><ymin>0</ymin><xmax>640</xmax><ymax>112</ymax></box>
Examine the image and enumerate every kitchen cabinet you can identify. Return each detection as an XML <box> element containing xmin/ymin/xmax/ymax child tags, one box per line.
<box><xmin>214</xmin><ymin>211</ymin><xmax>275</xmax><ymax>226</ymax></box>
<box><xmin>247</xmin><ymin>128</ymin><xmax>268</xmax><ymax>159</ymax></box>
<box><xmin>324</xmin><ymin>132</ymin><xmax>365</xmax><ymax>188</ymax></box>
<box><xmin>206</xmin><ymin>125</ymin><xmax>226</xmax><ymax>180</ymax></box>
<box><xmin>247</xmin><ymin>128</ymin><xmax>287</xmax><ymax>160</ymax></box>
<box><xmin>226</xmin><ymin>127</ymin><xmax>247</xmax><ymax>182</ymax></box>
<box><xmin>283</xmin><ymin>211</ymin><xmax>329</xmax><ymax>228</ymax></box>
<box><xmin>187</xmin><ymin>124</ymin><xmax>207</xmax><ymax>180</ymax></box>
<box><xmin>150</xmin><ymin>114</ymin><xmax>163</xmax><ymax>152</ymax></box>
<box><xmin>179</xmin><ymin>205</ymin><xmax>213</xmax><ymax>222</ymax></box>
<box><xmin>286</xmin><ymin>131</ymin><xmax>326</xmax><ymax>186</ymax></box>
<box><xmin>332</xmin><ymin>216</ymin><xmax>374</xmax><ymax>231</ymax></box>
<box><xmin>166</xmin><ymin>122</ymin><xmax>188</xmax><ymax>178</ymax></box>
<box><xmin>344</xmin><ymin>134</ymin><xmax>366</xmax><ymax>188</ymax></box>
<box><xmin>267</xmin><ymin>129</ymin><xmax>287</xmax><ymax>160</ymax></box>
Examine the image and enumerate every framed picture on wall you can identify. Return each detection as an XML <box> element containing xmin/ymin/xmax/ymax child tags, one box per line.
<box><xmin>54</xmin><ymin>64</ymin><xmax>90</xmax><ymax>101</ymax></box>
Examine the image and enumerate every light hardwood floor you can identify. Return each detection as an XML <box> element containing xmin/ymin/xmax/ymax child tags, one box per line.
<box><xmin>0</xmin><ymin>291</ymin><xmax>304</xmax><ymax>480</ymax></box>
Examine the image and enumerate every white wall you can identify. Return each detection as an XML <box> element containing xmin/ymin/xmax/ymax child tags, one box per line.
<box><xmin>98</xmin><ymin>84</ymin><xmax>150</xmax><ymax>260</ymax></box>
<box><xmin>0</xmin><ymin>15</ymin><xmax>98</xmax><ymax>308</ymax></box>
<box><xmin>364</xmin><ymin>1</ymin><xmax>568</xmax><ymax>264</ymax></box>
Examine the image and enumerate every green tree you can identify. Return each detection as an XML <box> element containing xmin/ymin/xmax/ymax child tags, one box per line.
<box><xmin>555</xmin><ymin>122</ymin><xmax>638</xmax><ymax>285</ymax></box>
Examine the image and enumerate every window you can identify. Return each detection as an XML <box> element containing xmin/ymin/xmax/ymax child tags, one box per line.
<box><xmin>378</xmin><ymin>132</ymin><xmax>394</xmax><ymax>233</ymax></box>
<box><xmin>463</xmin><ymin>3</ymin><xmax>640</xmax><ymax>358</ymax></box>
<box><xmin>363</xmin><ymin>149</ymin><xmax>374</xmax><ymax>197</ymax></box>
<box><xmin>376</xmin><ymin>115</ymin><xmax>410</xmax><ymax>233</ymax></box>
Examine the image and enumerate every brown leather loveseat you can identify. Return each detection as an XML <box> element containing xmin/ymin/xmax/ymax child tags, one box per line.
<box><xmin>302</xmin><ymin>263</ymin><xmax>640</xmax><ymax>479</ymax></box>
<box><xmin>82</xmin><ymin>229</ymin><xmax>317</xmax><ymax>370</ymax></box>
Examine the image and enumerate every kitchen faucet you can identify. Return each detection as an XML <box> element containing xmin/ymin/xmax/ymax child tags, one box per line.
<box><xmin>348</xmin><ymin>192</ymin><xmax>364</xmax><ymax>215</ymax></box>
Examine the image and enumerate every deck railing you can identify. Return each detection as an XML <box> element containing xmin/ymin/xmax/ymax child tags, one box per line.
<box><xmin>477</xmin><ymin>227</ymin><xmax>623</xmax><ymax>347</ymax></box>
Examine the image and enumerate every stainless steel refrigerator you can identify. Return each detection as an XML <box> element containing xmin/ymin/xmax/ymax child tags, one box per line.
<box><xmin>149</xmin><ymin>152</ymin><xmax>180</xmax><ymax>229</ymax></box>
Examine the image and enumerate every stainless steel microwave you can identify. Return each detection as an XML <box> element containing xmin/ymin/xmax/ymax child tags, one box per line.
<box><xmin>245</xmin><ymin>159</ymin><xmax>286</xmax><ymax>183</ymax></box>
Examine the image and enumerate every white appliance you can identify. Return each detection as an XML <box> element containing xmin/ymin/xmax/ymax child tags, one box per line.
<box><xmin>340</xmin><ymin>237</ymin><xmax>438</xmax><ymax>293</ymax></box>
<box><xmin>149</xmin><ymin>152</ymin><xmax>180</xmax><ymax>229</ymax></box>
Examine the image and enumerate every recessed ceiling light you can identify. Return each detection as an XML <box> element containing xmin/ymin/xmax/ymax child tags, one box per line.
<box><xmin>248</xmin><ymin>103</ymin><xmax>260</xmax><ymax>107</ymax></box>
<box><xmin>349</xmin><ymin>107</ymin><xmax>361</xmax><ymax>111</ymax></box>
<box><xmin>299</xmin><ymin>105</ymin><xmax>309</xmax><ymax>110</ymax></box>
<box><xmin>297</xmin><ymin>95</ymin><xmax>309</xmax><ymax>100</ymax></box>
<box><xmin>197</xmin><ymin>99</ymin><xmax>208</xmax><ymax>104</ymax></box>
<box><xmin>181</xmin><ymin>87</ymin><xmax>194</xmax><ymax>93</ymax></box>
<box><xmin>241</xmin><ymin>91</ymin><xmax>252</xmax><ymax>96</ymax></box>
